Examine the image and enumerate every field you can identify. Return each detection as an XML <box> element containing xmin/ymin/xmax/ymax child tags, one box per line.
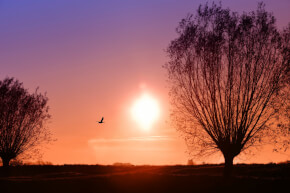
<box><xmin>0</xmin><ymin>163</ymin><xmax>289</xmax><ymax>193</ymax></box>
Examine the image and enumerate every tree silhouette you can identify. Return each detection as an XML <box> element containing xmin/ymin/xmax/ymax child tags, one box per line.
<box><xmin>0</xmin><ymin>77</ymin><xmax>51</xmax><ymax>167</ymax></box>
<box><xmin>164</xmin><ymin>3</ymin><xmax>289</xmax><ymax>177</ymax></box>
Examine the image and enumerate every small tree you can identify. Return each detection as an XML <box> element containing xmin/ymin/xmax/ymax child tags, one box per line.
<box><xmin>164</xmin><ymin>3</ymin><xmax>289</xmax><ymax>177</ymax></box>
<box><xmin>0</xmin><ymin>77</ymin><xmax>51</xmax><ymax>167</ymax></box>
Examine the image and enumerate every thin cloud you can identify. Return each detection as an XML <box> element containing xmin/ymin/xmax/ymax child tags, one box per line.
<box><xmin>87</xmin><ymin>135</ymin><xmax>187</xmax><ymax>165</ymax></box>
<box><xmin>88</xmin><ymin>136</ymin><xmax>175</xmax><ymax>144</ymax></box>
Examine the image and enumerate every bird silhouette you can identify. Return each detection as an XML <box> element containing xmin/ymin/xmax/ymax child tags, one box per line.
<box><xmin>98</xmin><ymin>117</ymin><xmax>104</xmax><ymax>124</ymax></box>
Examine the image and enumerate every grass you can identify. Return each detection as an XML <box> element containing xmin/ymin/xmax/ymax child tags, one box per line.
<box><xmin>0</xmin><ymin>163</ymin><xmax>289</xmax><ymax>193</ymax></box>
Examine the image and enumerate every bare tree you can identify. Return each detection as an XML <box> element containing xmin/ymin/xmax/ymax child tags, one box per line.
<box><xmin>273</xmin><ymin>24</ymin><xmax>290</xmax><ymax>152</ymax></box>
<box><xmin>164</xmin><ymin>3</ymin><xmax>289</xmax><ymax>177</ymax></box>
<box><xmin>0</xmin><ymin>77</ymin><xmax>51</xmax><ymax>167</ymax></box>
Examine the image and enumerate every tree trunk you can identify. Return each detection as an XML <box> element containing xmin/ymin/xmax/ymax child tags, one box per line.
<box><xmin>223</xmin><ymin>154</ymin><xmax>234</xmax><ymax>178</ymax></box>
<box><xmin>2</xmin><ymin>157</ymin><xmax>11</xmax><ymax>168</ymax></box>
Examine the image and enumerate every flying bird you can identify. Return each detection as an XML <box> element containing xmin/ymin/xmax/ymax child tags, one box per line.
<box><xmin>98</xmin><ymin>117</ymin><xmax>104</xmax><ymax>124</ymax></box>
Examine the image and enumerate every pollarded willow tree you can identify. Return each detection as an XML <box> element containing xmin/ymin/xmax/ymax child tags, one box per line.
<box><xmin>0</xmin><ymin>77</ymin><xmax>52</xmax><ymax>167</ymax></box>
<box><xmin>164</xmin><ymin>3</ymin><xmax>289</xmax><ymax>177</ymax></box>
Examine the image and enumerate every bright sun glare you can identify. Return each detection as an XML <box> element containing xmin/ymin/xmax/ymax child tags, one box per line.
<box><xmin>131</xmin><ymin>93</ymin><xmax>160</xmax><ymax>131</ymax></box>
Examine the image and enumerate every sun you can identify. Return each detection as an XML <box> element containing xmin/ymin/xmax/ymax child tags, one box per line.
<box><xmin>131</xmin><ymin>93</ymin><xmax>160</xmax><ymax>131</ymax></box>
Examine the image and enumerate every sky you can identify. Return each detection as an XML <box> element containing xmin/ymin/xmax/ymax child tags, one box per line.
<box><xmin>0</xmin><ymin>0</ymin><xmax>289</xmax><ymax>165</ymax></box>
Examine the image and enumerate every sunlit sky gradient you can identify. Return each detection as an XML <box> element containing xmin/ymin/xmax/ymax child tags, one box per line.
<box><xmin>1</xmin><ymin>0</ymin><xmax>289</xmax><ymax>165</ymax></box>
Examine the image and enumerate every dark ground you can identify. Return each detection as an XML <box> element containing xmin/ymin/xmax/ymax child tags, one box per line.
<box><xmin>0</xmin><ymin>163</ymin><xmax>289</xmax><ymax>193</ymax></box>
